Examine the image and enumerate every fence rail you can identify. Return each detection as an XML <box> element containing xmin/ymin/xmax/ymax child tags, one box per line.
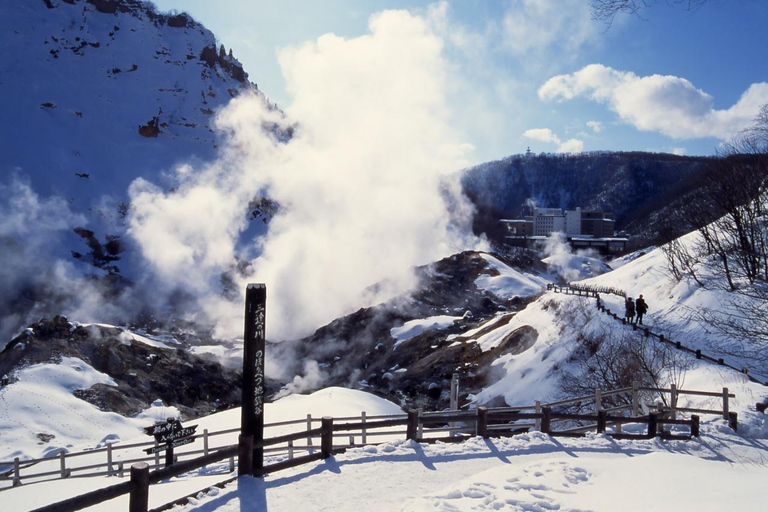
<box><xmin>13</xmin><ymin>381</ymin><xmax>736</xmax><ymax>512</ymax></box>
<box><xmin>549</xmin><ymin>283</ymin><xmax>768</xmax><ymax>385</ymax></box>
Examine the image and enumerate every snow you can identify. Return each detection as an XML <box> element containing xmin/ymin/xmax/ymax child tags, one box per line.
<box><xmin>5</xmin><ymin>232</ymin><xmax>768</xmax><ymax>510</ymax></box>
<box><xmin>390</xmin><ymin>315</ymin><xmax>462</xmax><ymax>348</ymax></box>
<box><xmin>474</xmin><ymin>253</ymin><xmax>548</xmax><ymax>299</ymax></box>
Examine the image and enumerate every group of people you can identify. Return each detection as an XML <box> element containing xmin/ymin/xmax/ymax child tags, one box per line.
<box><xmin>624</xmin><ymin>294</ymin><xmax>648</xmax><ymax>325</ymax></box>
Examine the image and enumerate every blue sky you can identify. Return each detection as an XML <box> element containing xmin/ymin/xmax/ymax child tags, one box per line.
<box><xmin>151</xmin><ymin>0</ymin><xmax>767</xmax><ymax>163</ymax></box>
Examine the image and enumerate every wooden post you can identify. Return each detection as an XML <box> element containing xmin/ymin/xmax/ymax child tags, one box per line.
<box><xmin>691</xmin><ymin>415</ymin><xmax>700</xmax><ymax>437</ymax></box>
<box><xmin>154</xmin><ymin>440</ymin><xmax>160</xmax><ymax>468</ymax></box>
<box><xmin>242</xmin><ymin>284</ymin><xmax>267</xmax><ymax>475</ymax></box>
<box><xmin>477</xmin><ymin>407</ymin><xmax>488</xmax><ymax>438</ymax></box>
<box><xmin>238</xmin><ymin>434</ymin><xmax>253</xmax><ymax>477</ymax></box>
<box><xmin>541</xmin><ymin>407</ymin><xmax>552</xmax><ymax>434</ymax></box>
<box><xmin>417</xmin><ymin>409</ymin><xmax>424</xmax><ymax>439</ymax></box>
<box><xmin>307</xmin><ymin>414</ymin><xmax>314</xmax><ymax>450</ymax></box>
<box><xmin>203</xmin><ymin>429</ymin><xmax>209</xmax><ymax>456</ymax></box>
<box><xmin>118</xmin><ymin>461</ymin><xmax>124</xmax><ymax>478</ymax></box>
<box><xmin>13</xmin><ymin>457</ymin><xmax>20</xmax><ymax>486</ymax></box>
<box><xmin>696</xmin><ymin>349</ymin><xmax>702</xmax><ymax>359</ymax></box>
<box><xmin>406</xmin><ymin>409</ymin><xmax>419</xmax><ymax>440</ymax></box>
<box><xmin>722</xmin><ymin>387</ymin><xmax>729</xmax><ymax>420</ymax></box>
<box><xmin>597</xmin><ymin>410</ymin><xmax>607</xmax><ymax>433</ymax></box>
<box><xmin>129</xmin><ymin>462</ymin><xmax>150</xmax><ymax>512</ymax></box>
<box><xmin>60</xmin><ymin>451</ymin><xmax>68</xmax><ymax>478</ymax></box>
<box><xmin>535</xmin><ymin>401</ymin><xmax>542</xmax><ymax>431</ymax></box>
<box><xmin>595</xmin><ymin>389</ymin><xmax>603</xmax><ymax>412</ymax></box>
<box><xmin>647</xmin><ymin>413</ymin><xmax>658</xmax><ymax>439</ymax></box>
<box><xmin>288</xmin><ymin>440</ymin><xmax>294</xmax><ymax>460</ymax></box>
<box><xmin>670</xmin><ymin>383</ymin><xmax>677</xmax><ymax>421</ymax></box>
<box><xmin>361</xmin><ymin>411</ymin><xmax>367</xmax><ymax>445</ymax></box>
<box><xmin>165</xmin><ymin>444</ymin><xmax>174</xmax><ymax>468</ymax></box>
<box><xmin>450</xmin><ymin>373</ymin><xmax>459</xmax><ymax>437</ymax></box>
<box><xmin>107</xmin><ymin>443</ymin><xmax>113</xmax><ymax>476</ymax></box>
<box><xmin>729</xmin><ymin>412</ymin><xmax>738</xmax><ymax>432</ymax></box>
<box><xmin>229</xmin><ymin>456</ymin><xmax>235</xmax><ymax>473</ymax></box>
<box><xmin>321</xmin><ymin>417</ymin><xmax>334</xmax><ymax>458</ymax></box>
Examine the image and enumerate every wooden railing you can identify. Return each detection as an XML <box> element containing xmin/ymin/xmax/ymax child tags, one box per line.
<box><xmin>549</xmin><ymin>283</ymin><xmax>768</xmax><ymax>385</ymax></box>
<box><xmin>17</xmin><ymin>382</ymin><xmax>734</xmax><ymax>512</ymax></box>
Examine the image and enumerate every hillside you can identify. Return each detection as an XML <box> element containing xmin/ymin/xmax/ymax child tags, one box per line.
<box><xmin>462</xmin><ymin>151</ymin><xmax>713</xmax><ymax>248</ymax></box>
<box><xmin>0</xmin><ymin>0</ymin><xmax>284</xmax><ymax>345</ymax></box>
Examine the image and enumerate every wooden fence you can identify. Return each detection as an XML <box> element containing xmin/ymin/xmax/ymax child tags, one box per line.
<box><xmin>14</xmin><ymin>382</ymin><xmax>735</xmax><ymax>512</ymax></box>
<box><xmin>550</xmin><ymin>283</ymin><xmax>768</xmax><ymax>386</ymax></box>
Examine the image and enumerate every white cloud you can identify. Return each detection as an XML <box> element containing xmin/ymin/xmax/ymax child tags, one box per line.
<box><xmin>501</xmin><ymin>0</ymin><xmax>596</xmax><ymax>56</ymax></box>
<box><xmin>539</xmin><ymin>64</ymin><xmax>768</xmax><ymax>140</ymax></box>
<box><xmin>587</xmin><ymin>120</ymin><xmax>603</xmax><ymax>133</ymax></box>
<box><xmin>671</xmin><ymin>147</ymin><xmax>687</xmax><ymax>156</ymax></box>
<box><xmin>523</xmin><ymin>128</ymin><xmax>583</xmax><ymax>153</ymax></box>
<box><xmin>127</xmin><ymin>9</ymin><xmax>484</xmax><ymax>341</ymax></box>
<box><xmin>523</xmin><ymin>128</ymin><xmax>559</xmax><ymax>144</ymax></box>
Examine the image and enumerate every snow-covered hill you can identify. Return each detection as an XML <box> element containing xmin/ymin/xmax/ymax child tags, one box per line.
<box><xmin>0</xmin><ymin>0</ymin><xmax>286</xmax><ymax>345</ymax></box>
<box><xmin>1</xmin><ymin>0</ymin><xmax>259</xmax><ymax>220</ymax></box>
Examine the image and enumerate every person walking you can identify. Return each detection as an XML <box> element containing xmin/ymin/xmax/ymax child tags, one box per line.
<box><xmin>635</xmin><ymin>294</ymin><xmax>648</xmax><ymax>325</ymax></box>
<box><xmin>625</xmin><ymin>297</ymin><xmax>635</xmax><ymax>324</ymax></box>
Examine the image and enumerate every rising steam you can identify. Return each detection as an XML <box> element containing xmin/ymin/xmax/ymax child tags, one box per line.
<box><xmin>127</xmin><ymin>9</ymin><xmax>483</xmax><ymax>341</ymax></box>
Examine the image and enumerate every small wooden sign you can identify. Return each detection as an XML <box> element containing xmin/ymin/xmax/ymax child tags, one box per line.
<box><xmin>143</xmin><ymin>419</ymin><xmax>197</xmax><ymax>454</ymax></box>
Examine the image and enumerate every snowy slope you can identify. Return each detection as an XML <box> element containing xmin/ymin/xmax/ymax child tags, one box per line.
<box><xmin>0</xmin><ymin>0</ymin><xmax>258</xmax><ymax>228</ymax></box>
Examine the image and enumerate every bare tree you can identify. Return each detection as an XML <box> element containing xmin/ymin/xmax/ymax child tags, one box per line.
<box><xmin>559</xmin><ymin>327</ymin><xmax>689</xmax><ymax>413</ymax></box>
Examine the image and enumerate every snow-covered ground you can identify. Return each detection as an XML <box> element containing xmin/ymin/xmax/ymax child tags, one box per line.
<box><xmin>4</xmin><ymin>241</ymin><xmax>768</xmax><ymax>511</ymax></box>
<box><xmin>6</xmin><ymin>386</ymin><xmax>768</xmax><ymax>512</ymax></box>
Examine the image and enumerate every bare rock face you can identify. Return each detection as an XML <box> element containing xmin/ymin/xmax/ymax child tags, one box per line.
<box><xmin>0</xmin><ymin>317</ymin><xmax>245</xmax><ymax>420</ymax></box>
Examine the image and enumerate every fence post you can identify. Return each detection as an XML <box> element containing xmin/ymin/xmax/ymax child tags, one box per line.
<box><xmin>696</xmin><ymin>349</ymin><xmax>702</xmax><ymax>359</ymax></box>
<box><xmin>595</xmin><ymin>389</ymin><xmax>603</xmax><ymax>412</ymax></box>
<box><xmin>691</xmin><ymin>415</ymin><xmax>700</xmax><ymax>437</ymax></box>
<box><xmin>107</xmin><ymin>442</ymin><xmax>113</xmax><ymax>476</ymax></box>
<box><xmin>361</xmin><ymin>411</ymin><xmax>367</xmax><ymax>445</ymax></box>
<box><xmin>307</xmin><ymin>414</ymin><xmax>314</xmax><ymax>451</ymax></box>
<box><xmin>647</xmin><ymin>413</ymin><xmax>658</xmax><ymax>439</ymax></box>
<box><xmin>597</xmin><ymin>410</ymin><xmax>607</xmax><ymax>433</ymax></box>
<box><xmin>321</xmin><ymin>417</ymin><xmax>334</xmax><ymax>458</ymax></box>
<box><xmin>238</xmin><ymin>434</ymin><xmax>253</xmax><ymax>477</ymax></box>
<box><xmin>203</xmin><ymin>429</ymin><xmax>209</xmax><ymax>456</ymax></box>
<box><xmin>541</xmin><ymin>407</ymin><xmax>552</xmax><ymax>434</ymax></box>
<box><xmin>129</xmin><ymin>462</ymin><xmax>150</xmax><ymax>512</ymax></box>
<box><xmin>670</xmin><ymin>383</ymin><xmax>677</xmax><ymax>421</ymax></box>
<box><xmin>728</xmin><ymin>412</ymin><xmax>738</xmax><ymax>432</ymax></box>
<box><xmin>535</xmin><ymin>401</ymin><xmax>542</xmax><ymax>431</ymax></box>
<box><xmin>631</xmin><ymin>381</ymin><xmax>639</xmax><ymax>417</ymax></box>
<box><xmin>406</xmin><ymin>409</ymin><xmax>419</xmax><ymax>441</ymax></box>
<box><xmin>60</xmin><ymin>451</ymin><xmax>69</xmax><ymax>478</ymax></box>
<box><xmin>450</xmin><ymin>373</ymin><xmax>459</xmax><ymax>437</ymax></box>
<box><xmin>13</xmin><ymin>457</ymin><xmax>20</xmax><ymax>486</ymax></box>
<box><xmin>477</xmin><ymin>407</ymin><xmax>488</xmax><ymax>438</ymax></box>
<box><xmin>288</xmin><ymin>440</ymin><xmax>294</xmax><ymax>459</ymax></box>
<box><xmin>154</xmin><ymin>439</ymin><xmax>160</xmax><ymax>469</ymax></box>
<box><xmin>722</xmin><ymin>387</ymin><xmax>729</xmax><ymax>420</ymax></box>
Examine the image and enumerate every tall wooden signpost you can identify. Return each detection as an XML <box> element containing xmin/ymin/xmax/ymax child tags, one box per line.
<box><xmin>241</xmin><ymin>283</ymin><xmax>266</xmax><ymax>475</ymax></box>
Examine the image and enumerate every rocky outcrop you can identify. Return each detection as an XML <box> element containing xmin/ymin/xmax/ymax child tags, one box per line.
<box><xmin>0</xmin><ymin>317</ymin><xmax>247</xmax><ymax>420</ymax></box>
<box><xmin>281</xmin><ymin>251</ymin><xmax>545</xmax><ymax>411</ymax></box>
